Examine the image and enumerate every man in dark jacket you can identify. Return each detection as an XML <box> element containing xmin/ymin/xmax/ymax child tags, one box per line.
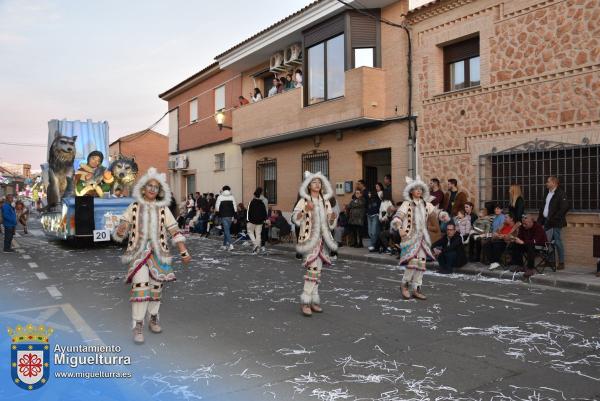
<box><xmin>247</xmin><ymin>189</ymin><xmax>268</xmax><ymax>253</ymax></box>
<box><xmin>215</xmin><ymin>186</ymin><xmax>237</xmax><ymax>251</ymax></box>
<box><xmin>443</xmin><ymin>179</ymin><xmax>468</xmax><ymax>217</ymax></box>
<box><xmin>432</xmin><ymin>223</ymin><xmax>467</xmax><ymax>273</ymax></box>
<box><xmin>513</xmin><ymin>215</ymin><xmax>547</xmax><ymax>277</ymax></box>
<box><xmin>537</xmin><ymin>176</ymin><xmax>569</xmax><ymax>269</ymax></box>
<box><xmin>2</xmin><ymin>194</ymin><xmax>17</xmax><ymax>252</ymax></box>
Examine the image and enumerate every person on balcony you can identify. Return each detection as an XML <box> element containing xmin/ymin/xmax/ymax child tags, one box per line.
<box><xmin>268</xmin><ymin>78</ymin><xmax>280</xmax><ymax>97</ymax></box>
<box><xmin>295</xmin><ymin>69</ymin><xmax>303</xmax><ymax>87</ymax></box>
<box><xmin>285</xmin><ymin>73</ymin><xmax>295</xmax><ymax>90</ymax></box>
<box><xmin>238</xmin><ymin>95</ymin><xmax>249</xmax><ymax>106</ymax></box>
<box><xmin>250</xmin><ymin>88</ymin><xmax>263</xmax><ymax>103</ymax></box>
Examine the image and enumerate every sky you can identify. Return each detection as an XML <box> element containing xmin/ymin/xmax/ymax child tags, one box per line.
<box><xmin>0</xmin><ymin>0</ymin><xmax>431</xmax><ymax>170</ymax></box>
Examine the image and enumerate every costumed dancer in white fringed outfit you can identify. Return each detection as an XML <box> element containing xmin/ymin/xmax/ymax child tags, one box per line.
<box><xmin>391</xmin><ymin>176</ymin><xmax>450</xmax><ymax>300</ymax></box>
<box><xmin>292</xmin><ymin>171</ymin><xmax>338</xmax><ymax>316</ymax></box>
<box><xmin>113</xmin><ymin>167</ymin><xmax>191</xmax><ymax>344</ymax></box>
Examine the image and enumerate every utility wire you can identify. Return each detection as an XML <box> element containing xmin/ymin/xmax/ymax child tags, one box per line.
<box><xmin>0</xmin><ymin>142</ymin><xmax>46</xmax><ymax>147</ymax></box>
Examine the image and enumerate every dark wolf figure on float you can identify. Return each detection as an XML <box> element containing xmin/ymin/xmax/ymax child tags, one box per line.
<box><xmin>46</xmin><ymin>132</ymin><xmax>77</xmax><ymax>209</ymax></box>
<box><xmin>109</xmin><ymin>155</ymin><xmax>138</xmax><ymax>195</ymax></box>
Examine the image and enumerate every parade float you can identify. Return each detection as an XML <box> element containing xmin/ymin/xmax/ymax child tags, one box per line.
<box><xmin>40</xmin><ymin>119</ymin><xmax>138</xmax><ymax>242</ymax></box>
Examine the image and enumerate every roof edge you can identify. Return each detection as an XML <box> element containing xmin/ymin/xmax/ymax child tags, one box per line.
<box><xmin>159</xmin><ymin>62</ymin><xmax>220</xmax><ymax>101</ymax></box>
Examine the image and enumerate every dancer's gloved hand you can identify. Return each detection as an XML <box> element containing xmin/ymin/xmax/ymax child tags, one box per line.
<box><xmin>305</xmin><ymin>201</ymin><xmax>314</xmax><ymax>211</ymax></box>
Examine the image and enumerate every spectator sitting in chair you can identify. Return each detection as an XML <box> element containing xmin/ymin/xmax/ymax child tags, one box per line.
<box><xmin>469</xmin><ymin>208</ymin><xmax>492</xmax><ymax>262</ymax></box>
<box><xmin>454</xmin><ymin>209</ymin><xmax>471</xmax><ymax>240</ymax></box>
<box><xmin>432</xmin><ymin>223</ymin><xmax>467</xmax><ymax>274</ymax></box>
<box><xmin>270</xmin><ymin>210</ymin><xmax>290</xmax><ymax>242</ymax></box>
<box><xmin>512</xmin><ymin>215</ymin><xmax>547</xmax><ymax>278</ymax></box>
<box><xmin>484</xmin><ymin>213</ymin><xmax>520</xmax><ymax>270</ymax></box>
<box><xmin>491</xmin><ymin>204</ymin><xmax>506</xmax><ymax>233</ymax></box>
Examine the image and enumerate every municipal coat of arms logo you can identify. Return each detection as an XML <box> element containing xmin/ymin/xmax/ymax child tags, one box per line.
<box><xmin>7</xmin><ymin>324</ymin><xmax>53</xmax><ymax>390</ymax></box>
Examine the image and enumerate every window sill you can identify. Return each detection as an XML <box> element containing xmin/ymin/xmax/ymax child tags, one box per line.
<box><xmin>213</xmin><ymin>169</ymin><xmax>225</xmax><ymax>172</ymax></box>
<box><xmin>435</xmin><ymin>85</ymin><xmax>481</xmax><ymax>98</ymax></box>
<box><xmin>304</xmin><ymin>95</ymin><xmax>345</xmax><ymax>109</ymax></box>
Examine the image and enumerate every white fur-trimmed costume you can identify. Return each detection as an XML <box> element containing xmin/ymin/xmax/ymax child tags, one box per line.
<box><xmin>391</xmin><ymin>176</ymin><xmax>448</xmax><ymax>292</ymax></box>
<box><xmin>112</xmin><ymin>167</ymin><xmax>185</xmax><ymax>327</ymax></box>
<box><xmin>292</xmin><ymin>171</ymin><xmax>338</xmax><ymax>306</ymax></box>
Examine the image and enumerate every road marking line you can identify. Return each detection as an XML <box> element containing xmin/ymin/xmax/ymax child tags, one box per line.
<box><xmin>22</xmin><ymin>255</ymin><xmax>31</xmax><ymax>260</ymax></box>
<box><xmin>468</xmin><ymin>293</ymin><xmax>538</xmax><ymax>306</ymax></box>
<box><xmin>35</xmin><ymin>272</ymin><xmax>48</xmax><ymax>280</ymax></box>
<box><xmin>29</xmin><ymin>229</ymin><xmax>44</xmax><ymax>237</ymax></box>
<box><xmin>46</xmin><ymin>286</ymin><xmax>63</xmax><ymax>299</ymax></box>
<box><xmin>328</xmin><ymin>268</ymin><xmax>345</xmax><ymax>273</ymax></box>
<box><xmin>28</xmin><ymin>262</ymin><xmax>38</xmax><ymax>268</ymax></box>
<box><xmin>259</xmin><ymin>256</ymin><xmax>286</xmax><ymax>263</ymax></box>
<box><xmin>16</xmin><ymin>248</ymin><xmax>25</xmax><ymax>254</ymax></box>
<box><xmin>377</xmin><ymin>276</ymin><xmax>402</xmax><ymax>283</ymax></box>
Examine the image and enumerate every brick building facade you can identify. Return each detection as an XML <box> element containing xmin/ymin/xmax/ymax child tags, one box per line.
<box><xmin>408</xmin><ymin>0</ymin><xmax>600</xmax><ymax>267</ymax></box>
<box><xmin>109</xmin><ymin>129</ymin><xmax>168</xmax><ymax>176</ymax></box>
<box><xmin>159</xmin><ymin>64</ymin><xmax>243</xmax><ymax>204</ymax></box>
<box><xmin>158</xmin><ymin>0</ymin><xmax>599</xmax><ymax>267</ymax></box>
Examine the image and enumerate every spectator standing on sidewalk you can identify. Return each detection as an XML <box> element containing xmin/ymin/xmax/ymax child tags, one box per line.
<box><xmin>429</xmin><ymin>178</ymin><xmax>444</xmax><ymax>207</ymax></box>
<box><xmin>383</xmin><ymin>174</ymin><xmax>392</xmax><ymax>201</ymax></box>
<box><xmin>509</xmin><ymin>184</ymin><xmax>525</xmax><ymax>221</ymax></box>
<box><xmin>367</xmin><ymin>184</ymin><xmax>383</xmax><ymax>252</ymax></box>
<box><xmin>537</xmin><ymin>176</ymin><xmax>569</xmax><ymax>270</ymax></box>
<box><xmin>215</xmin><ymin>185</ymin><xmax>237</xmax><ymax>251</ymax></box>
<box><xmin>2</xmin><ymin>194</ymin><xmax>17</xmax><ymax>252</ymax></box>
<box><xmin>247</xmin><ymin>188</ymin><xmax>268</xmax><ymax>254</ymax></box>
<box><xmin>348</xmin><ymin>189</ymin><xmax>366</xmax><ymax>248</ymax></box>
<box><xmin>15</xmin><ymin>200</ymin><xmax>29</xmax><ymax>234</ymax></box>
<box><xmin>443</xmin><ymin>179</ymin><xmax>468</xmax><ymax>217</ymax></box>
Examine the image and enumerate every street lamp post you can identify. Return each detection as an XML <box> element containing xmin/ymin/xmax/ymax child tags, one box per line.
<box><xmin>214</xmin><ymin>111</ymin><xmax>232</xmax><ymax>131</ymax></box>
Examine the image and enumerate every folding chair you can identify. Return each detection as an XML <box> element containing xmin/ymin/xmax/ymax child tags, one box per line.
<box><xmin>530</xmin><ymin>228</ymin><xmax>557</xmax><ymax>273</ymax></box>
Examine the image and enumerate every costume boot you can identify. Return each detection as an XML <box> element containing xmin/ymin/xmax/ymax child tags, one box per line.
<box><xmin>149</xmin><ymin>314</ymin><xmax>162</xmax><ymax>333</ymax></box>
<box><xmin>412</xmin><ymin>287</ymin><xmax>427</xmax><ymax>300</ymax></box>
<box><xmin>301</xmin><ymin>304</ymin><xmax>313</xmax><ymax>316</ymax></box>
<box><xmin>133</xmin><ymin>321</ymin><xmax>144</xmax><ymax>344</ymax></box>
<box><xmin>401</xmin><ymin>283</ymin><xmax>411</xmax><ymax>300</ymax></box>
<box><xmin>310</xmin><ymin>304</ymin><xmax>323</xmax><ymax>313</ymax></box>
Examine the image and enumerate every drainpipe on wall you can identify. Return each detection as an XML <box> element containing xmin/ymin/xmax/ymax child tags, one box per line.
<box><xmin>401</xmin><ymin>22</ymin><xmax>416</xmax><ymax>179</ymax></box>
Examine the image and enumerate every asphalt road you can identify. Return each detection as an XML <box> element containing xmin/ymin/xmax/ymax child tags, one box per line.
<box><xmin>1</xmin><ymin>221</ymin><xmax>599</xmax><ymax>401</ymax></box>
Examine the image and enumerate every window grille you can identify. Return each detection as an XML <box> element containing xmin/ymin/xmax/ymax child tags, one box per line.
<box><xmin>479</xmin><ymin>140</ymin><xmax>599</xmax><ymax>212</ymax></box>
<box><xmin>256</xmin><ymin>158</ymin><xmax>277</xmax><ymax>204</ymax></box>
<box><xmin>301</xmin><ymin>150</ymin><xmax>329</xmax><ymax>180</ymax></box>
<box><xmin>214</xmin><ymin>153</ymin><xmax>225</xmax><ymax>171</ymax></box>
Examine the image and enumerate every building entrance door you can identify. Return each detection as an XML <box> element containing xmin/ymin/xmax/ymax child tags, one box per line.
<box><xmin>186</xmin><ymin>174</ymin><xmax>196</xmax><ymax>196</ymax></box>
<box><xmin>362</xmin><ymin>149</ymin><xmax>391</xmax><ymax>193</ymax></box>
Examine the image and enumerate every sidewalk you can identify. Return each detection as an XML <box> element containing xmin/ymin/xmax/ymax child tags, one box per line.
<box><xmin>266</xmin><ymin>239</ymin><xmax>600</xmax><ymax>294</ymax></box>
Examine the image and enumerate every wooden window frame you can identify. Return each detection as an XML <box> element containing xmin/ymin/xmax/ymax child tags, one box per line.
<box><xmin>443</xmin><ymin>36</ymin><xmax>480</xmax><ymax>92</ymax></box>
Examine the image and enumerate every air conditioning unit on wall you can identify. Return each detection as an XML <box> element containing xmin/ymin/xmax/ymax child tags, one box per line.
<box><xmin>269</xmin><ymin>51</ymin><xmax>286</xmax><ymax>72</ymax></box>
<box><xmin>175</xmin><ymin>155</ymin><xmax>188</xmax><ymax>170</ymax></box>
<box><xmin>284</xmin><ymin>43</ymin><xmax>303</xmax><ymax>66</ymax></box>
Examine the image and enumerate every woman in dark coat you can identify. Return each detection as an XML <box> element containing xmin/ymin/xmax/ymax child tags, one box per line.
<box><xmin>347</xmin><ymin>189</ymin><xmax>367</xmax><ymax>248</ymax></box>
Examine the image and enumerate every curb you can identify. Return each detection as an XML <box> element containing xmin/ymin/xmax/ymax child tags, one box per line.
<box><xmin>190</xmin><ymin>235</ymin><xmax>600</xmax><ymax>294</ymax></box>
<box><xmin>266</xmin><ymin>242</ymin><xmax>600</xmax><ymax>294</ymax></box>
